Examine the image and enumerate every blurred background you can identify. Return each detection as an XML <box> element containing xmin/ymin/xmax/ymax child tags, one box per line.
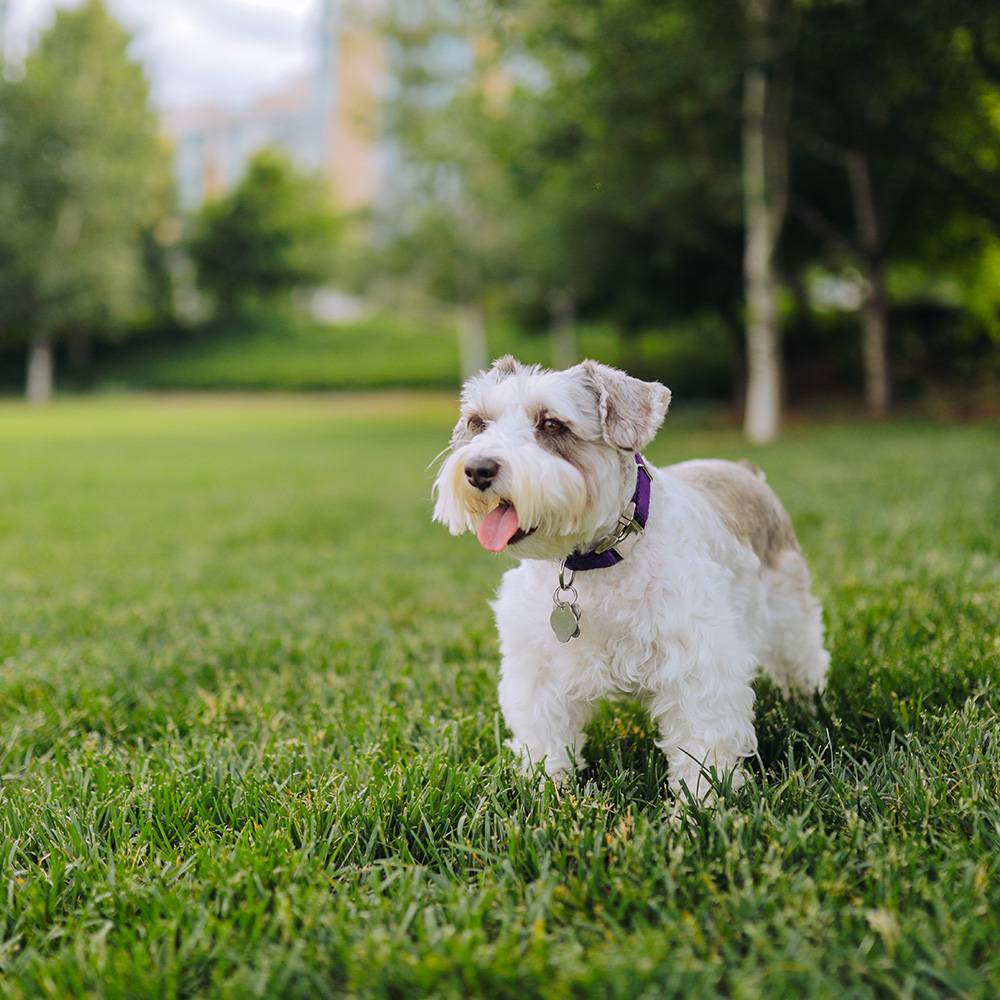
<box><xmin>0</xmin><ymin>0</ymin><xmax>998</xmax><ymax>438</ymax></box>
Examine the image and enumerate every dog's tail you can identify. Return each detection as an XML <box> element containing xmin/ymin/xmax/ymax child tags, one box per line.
<box><xmin>738</xmin><ymin>458</ymin><xmax>767</xmax><ymax>481</ymax></box>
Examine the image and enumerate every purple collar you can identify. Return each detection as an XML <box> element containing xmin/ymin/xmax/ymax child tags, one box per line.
<box><xmin>565</xmin><ymin>453</ymin><xmax>652</xmax><ymax>571</ymax></box>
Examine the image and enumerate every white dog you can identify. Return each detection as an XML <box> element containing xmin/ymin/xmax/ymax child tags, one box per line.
<box><xmin>433</xmin><ymin>357</ymin><xmax>829</xmax><ymax>800</ymax></box>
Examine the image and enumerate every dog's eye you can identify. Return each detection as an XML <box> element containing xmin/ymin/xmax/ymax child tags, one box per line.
<box><xmin>467</xmin><ymin>414</ymin><xmax>486</xmax><ymax>434</ymax></box>
<box><xmin>540</xmin><ymin>417</ymin><xmax>567</xmax><ymax>435</ymax></box>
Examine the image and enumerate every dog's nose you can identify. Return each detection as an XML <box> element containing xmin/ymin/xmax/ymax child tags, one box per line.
<box><xmin>465</xmin><ymin>458</ymin><xmax>500</xmax><ymax>491</ymax></box>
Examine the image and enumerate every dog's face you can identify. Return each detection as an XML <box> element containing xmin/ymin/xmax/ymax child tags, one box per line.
<box><xmin>433</xmin><ymin>357</ymin><xmax>671</xmax><ymax>561</ymax></box>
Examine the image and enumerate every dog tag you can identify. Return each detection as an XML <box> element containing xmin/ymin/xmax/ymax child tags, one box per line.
<box><xmin>550</xmin><ymin>602</ymin><xmax>581</xmax><ymax>643</ymax></box>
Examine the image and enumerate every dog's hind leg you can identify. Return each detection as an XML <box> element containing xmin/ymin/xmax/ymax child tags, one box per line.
<box><xmin>761</xmin><ymin>548</ymin><xmax>830</xmax><ymax>699</ymax></box>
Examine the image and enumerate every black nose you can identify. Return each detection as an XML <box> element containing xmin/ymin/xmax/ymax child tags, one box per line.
<box><xmin>465</xmin><ymin>458</ymin><xmax>500</xmax><ymax>491</ymax></box>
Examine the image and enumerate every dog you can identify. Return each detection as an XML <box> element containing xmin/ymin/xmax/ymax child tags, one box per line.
<box><xmin>433</xmin><ymin>357</ymin><xmax>829</xmax><ymax>800</ymax></box>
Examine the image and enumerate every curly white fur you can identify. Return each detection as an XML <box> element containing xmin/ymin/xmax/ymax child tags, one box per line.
<box><xmin>433</xmin><ymin>358</ymin><xmax>830</xmax><ymax>801</ymax></box>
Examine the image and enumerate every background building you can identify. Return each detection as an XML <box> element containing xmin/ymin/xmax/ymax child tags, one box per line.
<box><xmin>167</xmin><ymin>0</ymin><xmax>385</xmax><ymax>212</ymax></box>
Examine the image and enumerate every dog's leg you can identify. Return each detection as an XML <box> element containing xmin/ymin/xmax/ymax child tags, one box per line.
<box><xmin>498</xmin><ymin>656</ymin><xmax>593</xmax><ymax>782</ymax></box>
<box><xmin>762</xmin><ymin>548</ymin><xmax>830</xmax><ymax>700</ymax></box>
<box><xmin>649</xmin><ymin>637</ymin><xmax>758</xmax><ymax>804</ymax></box>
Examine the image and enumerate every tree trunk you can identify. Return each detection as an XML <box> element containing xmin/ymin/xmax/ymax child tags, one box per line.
<box><xmin>845</xmin><ymin>150</ymin><xmax>890</xmax><ymax>416</ymax></box>
<box><xmin>859</xmin><ymin>263</ymin><xmax>890</xmax><ymax>416</ymax></box>
<box><xmin>26</xmin><ymin>333</ymin><xmax>55</xmax><ymax>405</ymax></box>
<box><xmin>549</xmin><ymin>290</ymin><xmax>577</xmax><ymax>370</ymax></box>
<box><xmin>457</xmin><ymin>303</ymin><xmax>488</xmax><ymax>379</ymax></box>
<box><xmin>741</xmin><ymin>0</ymin><xmax>785</xmax><ymax>444</ymax></box>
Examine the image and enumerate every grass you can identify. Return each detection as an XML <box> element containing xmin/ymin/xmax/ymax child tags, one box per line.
<box><xmin>0</xmin><ymin>394</ymin><xmax>997</xmax><ymax>999</ymax></box>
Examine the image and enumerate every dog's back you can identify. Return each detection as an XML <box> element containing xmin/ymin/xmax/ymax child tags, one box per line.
<box><xmin>666</xmin><ymin>459</ymin><xmax>798</xmax><ymax>568</ymax></box>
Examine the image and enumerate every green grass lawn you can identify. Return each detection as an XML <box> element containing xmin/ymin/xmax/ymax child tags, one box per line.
<box><xmin>0</xmin><ymin>395</ymin><xmax>997</xmax><ymax>999</ymax></box>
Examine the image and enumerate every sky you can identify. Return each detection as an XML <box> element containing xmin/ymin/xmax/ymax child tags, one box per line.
<box><xmin>3</xmin><ymin>0</ymin><xmax>319</xmax><ymax>111</ymax></box>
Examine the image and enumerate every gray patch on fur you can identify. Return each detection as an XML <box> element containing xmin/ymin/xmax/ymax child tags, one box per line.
<box><xmin>575</xmin><ymin>360</ymin><xmax>671</xmax><ymax>451</ymax></box>
<box><xmin>532</xmin><ymin>413</ymin><xmax>602</xmax><ymax>505</ymax></box>
<box><xmin>450</xmin><ymin>415</ymin><xmax>481</xmax><ymax>447</ymax></box>
<box><xmin>737</xmin><ymin>458</ymin><xmax>765</xmax><ymax>480</ymax></box>
<box><xmin>536</xmin><ymin>415</ymin><xmax>589</xmax><ymax>475</ymax></box>
<box><xmin>669</xmin><ymin>459</ymin><xmax>798</xmax><ymax>567</ymax></box>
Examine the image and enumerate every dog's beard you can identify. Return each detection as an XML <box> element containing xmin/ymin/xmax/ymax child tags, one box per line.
<box><xmin>433</xmin><ymin>444</ymin><xmax>592</xmax><ymax>548</ymax></box>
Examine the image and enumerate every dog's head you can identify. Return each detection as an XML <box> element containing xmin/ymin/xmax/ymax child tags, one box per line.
<box><xmin>432</xmin><ymin>357</ymin><xmax>671</xmax><ymax>560</ymax></box>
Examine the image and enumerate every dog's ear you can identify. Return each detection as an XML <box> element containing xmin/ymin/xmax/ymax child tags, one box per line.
<box><xmin>488</xmin><ymin>355</ymin><xmax>521</xmax><ymax>380</ymax></box>
<box><xmin>577</xmin><ymin>360</ymin><xmax>671</xmax><ymax>450</ymax></box>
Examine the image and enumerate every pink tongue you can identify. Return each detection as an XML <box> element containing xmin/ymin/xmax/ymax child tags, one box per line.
<box><xmin>477</xmin><ymin>504</ymin><xmax>520</xmax><ymax>552</ymax></box>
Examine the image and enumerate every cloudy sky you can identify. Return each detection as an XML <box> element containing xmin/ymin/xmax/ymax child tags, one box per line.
<box><xmin>4</xmin><ymin>0</ymin><xmax>320</xmax><ymax>110</ymax></box>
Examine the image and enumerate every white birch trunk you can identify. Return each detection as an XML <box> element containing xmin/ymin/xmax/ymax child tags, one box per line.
<box><xmin>26</xmin><ymin>333</ymin><xmax>54</xmax><ymax>405</ymax></box>
<box><xmin>25</xmin><ymin>199</ymin><xmax>83</xmax><ymax>405</ymax></box>
<box><xmin>741</xmin><ymin>0</ymin><xmax>783</xmax><ymax>444</ymax></box>
<box><xmin>549</xmin><ymin>290</ymin><xmax>577</xmax><ymax>370</ymax></box>
<box><xmin>859</xmin><ymin>269</ymin><xmax>890</xmax><ymax>416</ymax></box>
<box><xmin>457</xmin><ymin>303</ymin><xmax>488</xmax><ymax>379</ymax></box>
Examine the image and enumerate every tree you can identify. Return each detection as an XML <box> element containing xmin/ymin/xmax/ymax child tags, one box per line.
<box><xmin>503</xmin><ymin>1</ymin><xmax>745</xmax><ymax>323</ymax></box>
<box><xmin>378</xmin><ymin>0</ymin><xmax>997</xmax><ymax>413</ymax></box>
<box><xmin>741</xmin><ymin>0</ymin><xmax>792</xmax><ymax>443</ymax></box>
<box><xmin>188</xmin><ymin>149</ymin><xmax>339</xmax><ymax>317</ymax></box>
<box><xmin>786</xmin><ymin>0</ymin><xmax>1000</xmax><ymax>416</ymax></box>
<box><xmin>0</xmin><ymin>0</ymin><xmax>167</xmax><ymax>403</ymax></box>
<box><xmin>382</xmin><ymin>0</ymin><xmax>748</xmax><ymax>380</ymax></box>
<box><xmin>374</xmin><ymin>3</ymin><xmax>512</xmax><ymax>376</ymax></box>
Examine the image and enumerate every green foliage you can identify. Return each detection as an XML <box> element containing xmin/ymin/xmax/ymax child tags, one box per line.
<box><xmin>381</xmin><ymin>0</ymin><xmax>746</xmax><ymax>332</ymax></box>
<box><xmin>785</xmin><ymin>0</ymin><xmax>1000</xmax><ymax>256</ymax></box>
<box><xmin>0</xmin><ymin>397</ymin><xmax>997</xmax><ymax>996</ymax></box>
<box><xmin>965</xmin><ymin>236</ymin><xmax>1000</xmax><ymax>340</ymax></box>
<box><xmin>374</xmin><ymin>4</ymin><xmax>515</xmax><ymax>307</ymax></box>
<box><xmin>499</xmin><ymin>0</ymin><xmax>745</xmax><ymax>330</ymax></box>
<box><xmin>189</xmin><ymin>149</ymin><xmax>339</xmax><ymax>316</ymax></box>
<box><xmin>0</xmin><ymin>0</ymin><xmax>168</xmax><ymax>346</ymax></box>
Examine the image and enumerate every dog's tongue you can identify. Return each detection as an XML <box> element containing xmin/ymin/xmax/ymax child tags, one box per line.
<box><xmin>477</xmin><ymin>504</ymin><xmax>520</xmax><ymax>552</ymax></box>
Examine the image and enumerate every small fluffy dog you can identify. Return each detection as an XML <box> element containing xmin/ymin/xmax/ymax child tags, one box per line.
<box><xmin>433</xmin><ymin>357</ymin><xmax>829</xmax><ymax>799</ymax></box>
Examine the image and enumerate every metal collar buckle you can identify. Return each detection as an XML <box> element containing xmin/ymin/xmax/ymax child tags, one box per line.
<box><xmin>593</xmin><ymin>503</ymin><xmax>642</xmax><ymax>554</ymax></box>
<box><xmin>594</xmin><ymin>468</ymin><xmax>649</xmax><ymax>555</ymax></box>
<box><xmin>563</xmin><ymin>453</ymin><xmax>653</xmax><ymax>573</ymax></box>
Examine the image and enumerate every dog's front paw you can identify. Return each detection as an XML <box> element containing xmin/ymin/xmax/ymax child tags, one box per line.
<box><xmin>546</xmin><ymin>765</ymin><xmax>574</xmax><ymax>791</ymax></box>
<box><xmin>506</xmin><ymin>739</ymin><xmax>557</xmax><ymax>783</ymax></box>
<box><xmin>669</xmin><ymin>759</ymin><xmax>749</xmax><ymax>807</ymax></box>
<box><xmin>506</xmin><ymin>739</ymin><xmax>576</xmax><ymax>788</ymax></box>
